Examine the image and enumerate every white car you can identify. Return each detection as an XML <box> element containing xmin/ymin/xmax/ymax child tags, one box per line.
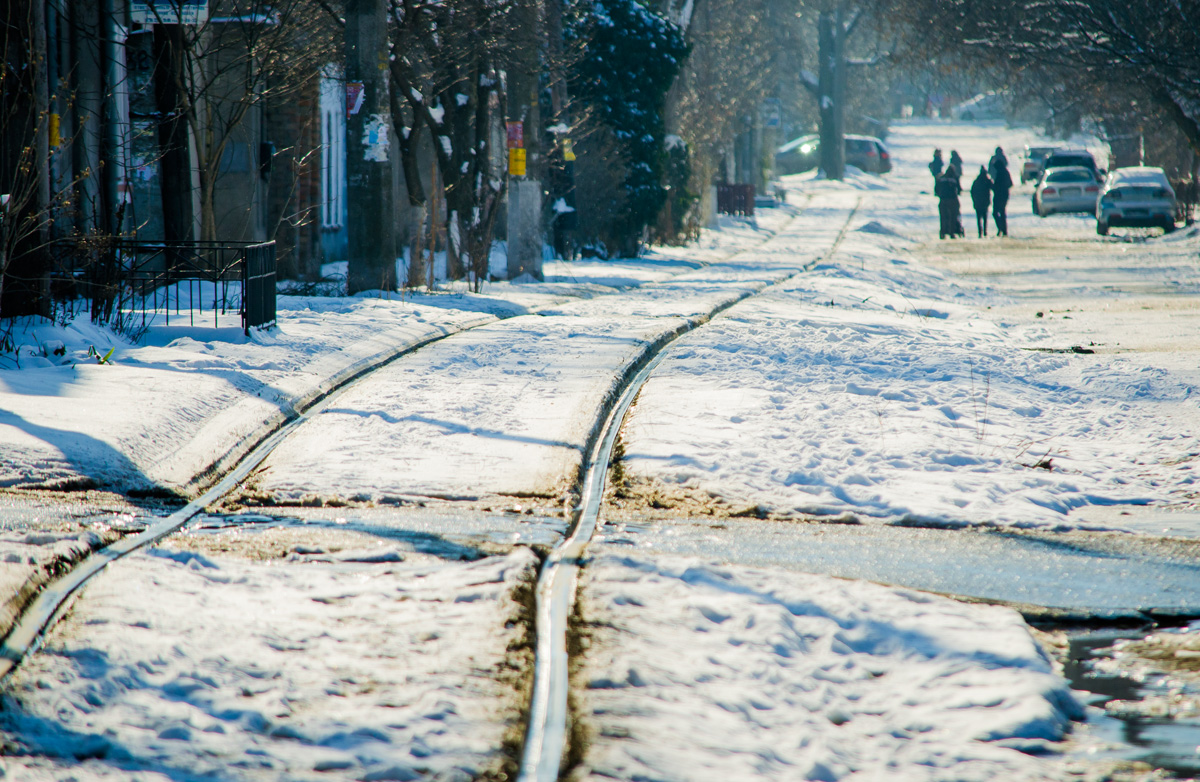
<box><xmin>1035</xmin><ymin>166</ymin><xmax>1101</xmax><ymax>216</ymax></box>
<box><xmin>1096</xmin><ymin>167</ymin><xmax>1176</xmax><ymax>235</ymax></box>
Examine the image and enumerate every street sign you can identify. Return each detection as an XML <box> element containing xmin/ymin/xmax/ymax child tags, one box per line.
<box><xmin>508</xmin><ymin>148</ymin><xmax>527</xmax><ymax>176</ymax></box>
<box><xmin>762</xmin><ymin>98</ymin><xmax>782</xmax><ymax>128</ymax></box>
<box><xmin>131</xmin><ymin>0</ymin><xmax>208</xmax><ymax>24</ymax></box>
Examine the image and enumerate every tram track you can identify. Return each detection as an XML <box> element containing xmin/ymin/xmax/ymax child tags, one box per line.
<box><xmin>0</xmin><ymin>195</ymin><xmax>859</xmax><ymax>780</ymax></box>
<box><xmin>0</xmin><ymin>207</ymin><xmax>809</xmax><ymax>685</ymax></box>
<box><xmin>517</xmin><ymin>198</ymin><xmax>860</xmax><ymax>781</ymax></box>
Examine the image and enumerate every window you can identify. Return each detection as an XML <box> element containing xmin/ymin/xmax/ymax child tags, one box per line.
<box><xmin>319</xmin><ymin>66</ymin><xmax>346</xmax><ymax>230</ymax></box>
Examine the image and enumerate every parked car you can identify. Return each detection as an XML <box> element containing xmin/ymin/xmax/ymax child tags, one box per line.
<box><xmin>951</xmin><ymin>91</ymin><xmax>1006</xmax><ymax>122</ymax></box>
<box><xmin>1021</xmin><ymin>145</ymin><xmax>1061</xmax><ymax>184</ymax></box>
<box><xmin>1096</xmin><ymin>166</ymin><xmax>1176</xmax><ymax>235</ymax></box>
<box><xmin>845</xmin><ymin>135</ymin><xmax>892</xmax><ymax>173</ymax></box>
<box><xmin>1041</xmin><ymin>150</ymin><xmax>1102</xmax><ymax>181</ymax></box>
<box><xmin>1034</xmin><ymin>166</ymin><xmax>1101</xmax><ymax>216</ymax></box>
<box><xmin>775</xmin><ymin>134</ymin><xmax>819</xmax><ymax>175</ymax></box>
<box><xmin>774</xmin><ymin>134</ymin><xmax>891</xmax><ymax>175</ymax></box>
<box><xmin>1033</xmin><ymin>151</ymin><xmax>1103</xmax><ymax>212</ymax></box>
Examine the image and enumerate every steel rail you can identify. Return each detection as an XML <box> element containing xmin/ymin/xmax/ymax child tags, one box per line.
<box><xmin>0</xmin><ymin>209</ymin><xmax>807</xmax><ymax>684</ymax></box>
<box><xmin>517</xmin><ymin>197</ymin><xmax>860</xmax><ymax>782</ymax></box>
<box><xmin>0</xmin><ymin>363</ymin><xmax>385</xmax><ymax>681</ymax></box>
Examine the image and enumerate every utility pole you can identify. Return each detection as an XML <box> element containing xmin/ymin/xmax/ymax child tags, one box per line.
<box><xmin>506</xmin><ymin>0</ymin><xmax>542</xmax><ymax>280</ymax></box>
<box><xmin>345</xmin><ymin>0</ymin><xmax>396</xmax><ymax>294</ymax></box>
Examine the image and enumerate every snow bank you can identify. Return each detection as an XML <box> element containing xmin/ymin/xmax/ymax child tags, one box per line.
<box><xmin>578</xmin><ymin>554</ymin><xmax>1083</xmax><ymax>781</ymax></box>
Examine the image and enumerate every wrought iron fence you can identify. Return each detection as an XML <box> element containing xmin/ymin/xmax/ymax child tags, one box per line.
<box><xmin>717</xmin><ymin>184</ymin><xmax>756</xmax><ymax>217</ymax></box>
<box><xmin>50</xmin><ymin>239</ymin><xmax>276</xmax><ymax>336</ymax></box>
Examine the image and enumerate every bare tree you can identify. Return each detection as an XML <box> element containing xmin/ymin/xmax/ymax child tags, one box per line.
<box><xmin>666</xmin><ymin>0</ymin><xmax>788</xmax><ymax>192</ymax></box>
<box><xmin>388</xmin><ymin>0</ymin><xmax>511</xmax><ymax>291</ymax></box>
<box><xmin>148</xmin><ymin>0</ymin><xmax>339</xmax><ymax>243</ymax></box>
<box><xmin>1</xmin><ymin>0</ymin><xmax>52</xmax><ymax>320</ymax></box>
<box><xmin>895</xmin><ymin>0</ymin><xmax>1200</xmax><ymax>155</ymax></box>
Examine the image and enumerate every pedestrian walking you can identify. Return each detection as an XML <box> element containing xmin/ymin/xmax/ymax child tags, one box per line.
<box><xmin>988</xmin><ymin>146</ymin><xmax>1008</xmax><ymax>183</ymax></box>
<box><xmin>991</xmin><ymin>153</ymin><xmax>1013</xmax><ymax>236</ymax></box>
<box><xmin>948</xmin><ymin>150</ymin><xmax>964</xmax><ymax>188</ymax></box>
<box><xmin>935</xmin><ymin>170</ymin><xmax>962</xmax><ymax>239</ymax></box>
<box><xmin>928</xmin><ymin>149</ymin><xmax>944</xmax><ymax>186</ymax></box>
<box><xmin>970</xmin><ymin>166</ymin><xmax>992</xmax><ymax>237</ymax></box>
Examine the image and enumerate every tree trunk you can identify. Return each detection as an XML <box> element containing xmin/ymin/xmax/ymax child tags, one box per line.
<box><xmin>153</xmin><ymin>24</ymin><xmax>194</xmax><ymax>252</ymax></box>
<box><xmin>817</xmin><ymin>9</ymin><xmax>845</xmax><ymax>181</ymax></box>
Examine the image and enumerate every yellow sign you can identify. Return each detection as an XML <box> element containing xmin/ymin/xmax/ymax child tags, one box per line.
<box><xmin>562</xmin><ymin>138</ymin><xmax>576</xmax><ymax>162</ymax></box>
<box><xmin>508</xmin><ymin>148</ymin><xmax>526</xmax><ymax>177</ymax></box>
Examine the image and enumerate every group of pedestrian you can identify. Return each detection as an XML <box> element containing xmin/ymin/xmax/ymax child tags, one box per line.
<box><xmin>929</xmin><ymin>147</ymin><xmax>1012</xmax><ymax>239</ymax></box>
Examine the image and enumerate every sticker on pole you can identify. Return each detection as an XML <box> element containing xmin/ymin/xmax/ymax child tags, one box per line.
<box><xmin>346</xmin><ymin>82</ymin><xmax>365</xmax><ymax>116</ymax></box>
<box><xmin>507</xmin><ymin>121</ymin><xmax>524</xmax><ymax>149</ymax></box>
<box><xmin>508</xmin><ymin>148</ymin><xmax>526</xmax><ymax>177</ymax></box>
<box><xmin>363</xmin><ymin>115</ymin><xmax>391</xmax><ymax>162</ymax></box>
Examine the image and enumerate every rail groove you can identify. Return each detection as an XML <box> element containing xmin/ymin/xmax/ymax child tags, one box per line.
<box><xmin>516</xmin><ymin>197</ymin><xmax>861</xmax><ymax>782</ymax></box>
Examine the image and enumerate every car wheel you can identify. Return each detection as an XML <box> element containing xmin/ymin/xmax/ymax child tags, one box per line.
<box><xmin>1096</xmin><ymin>221</ymin><xmax>1108</xmax><ymax>236</ymax></box>
<box><xmin>962</xmin><ymin>111</ymin><xmax>974</xmax><ymax>121</ymax></box>
<box><xmin>1038</xmin><ymin>205</ymin><xmax>1050</xmax><ymax>218</ymax></box>
<box><xmin>1162</xmin><ymin>219</ymin><xmax>1176</xmax><ymax>234</ymax></box>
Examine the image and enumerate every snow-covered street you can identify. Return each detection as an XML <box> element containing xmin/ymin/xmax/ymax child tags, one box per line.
<box><xmin>2</xmin><ymin>120</ymin><xmax>1200</xmax><ymax>780</ymax></box>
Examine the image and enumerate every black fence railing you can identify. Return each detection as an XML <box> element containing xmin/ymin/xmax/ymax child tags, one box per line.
<box><xmin>244</xmin><ymin>242</ymin><xmax>277</xmax><ymax>332</ymax></box>
<box><xmin>717</xmin><ymin>184</ymin><xmax>756</xmax><ymax>217</ymax></box>
<box><xmin>50</xmin><ymin>239</ymin><xmax>276</xmax><ymax>336</ymax></box>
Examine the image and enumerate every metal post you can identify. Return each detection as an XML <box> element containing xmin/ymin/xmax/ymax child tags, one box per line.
<box><xmin>506</xmin><ymin>0</ymin><xmax>543</xmax><ymax>280</ymax></box>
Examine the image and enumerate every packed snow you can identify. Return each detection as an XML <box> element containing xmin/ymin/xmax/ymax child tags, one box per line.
<box><xmin>0</xmin><ymin>545</ymin><xmax>537</xmax><ymax>781</ymax></box>
<box><xmin>577</xmin><ymin>554</ymin><xmax>1084</xmax><ymax>781</ymax></box>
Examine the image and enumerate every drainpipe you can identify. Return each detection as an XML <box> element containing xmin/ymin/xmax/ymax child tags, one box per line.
<box><xmin>101</xmin><ymin>0</ymin><xmax>127</xmax><ymax>236</ymax></box>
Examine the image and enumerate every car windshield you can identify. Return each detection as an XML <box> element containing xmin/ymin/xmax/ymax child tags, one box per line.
<box><xmin>1045</xmin><ymin>170</ymin><xmax>1093</xmax><ymax>183</ymax></box>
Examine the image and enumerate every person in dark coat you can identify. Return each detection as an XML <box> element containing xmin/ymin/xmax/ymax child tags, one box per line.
<box><xmin>935</xmin><ymin>170</ymin><xmax>962</xmax><ymax>239</ymax></box>
<box><xmin>948</xmin><ymin>150</ymin><xmax>964</xmax><ymax>189</ymax></box>
<box><xmin>990</xmin><ymin>152</ymin><xmax>1013</xmax><ymax>236</ymax></box>
<box><xmin>928</xmin><ymin>149</ymin><xmax>944</xmax><ymax>186</ymax></box>
<box><xmin>970</xmin><ymin>166</ymin><xmax>992</xmax><ymax>237</ymax></box>
<box><xmin>988</xmin><ymin>146</ymin><xmax>1008</xmax><ymax>182</ymax></box>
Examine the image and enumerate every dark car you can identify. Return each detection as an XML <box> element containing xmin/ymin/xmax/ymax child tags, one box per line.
<box><xmin>775</xmin><ymin>134</ymin><xmax>891</xmax><ymax>175</ymax></box>
<box><xmin>845</xmin><ymin>135</ymin><xmax>892</xmax><ymax>174</ymax></box>
<box><xmin>775</xmin><ymin>134</ymin><xmax>820</xmax><ymax>175</ymax></box>
<box><xmin>1021</xmin><ymin>145</ymin><xmax>1061</xmax><ymax>183</ymax></box>
<box><xmin>1041</xmin><ymin>150</ymin><xmax>1101</xmax><ymax>181</ymax></box>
